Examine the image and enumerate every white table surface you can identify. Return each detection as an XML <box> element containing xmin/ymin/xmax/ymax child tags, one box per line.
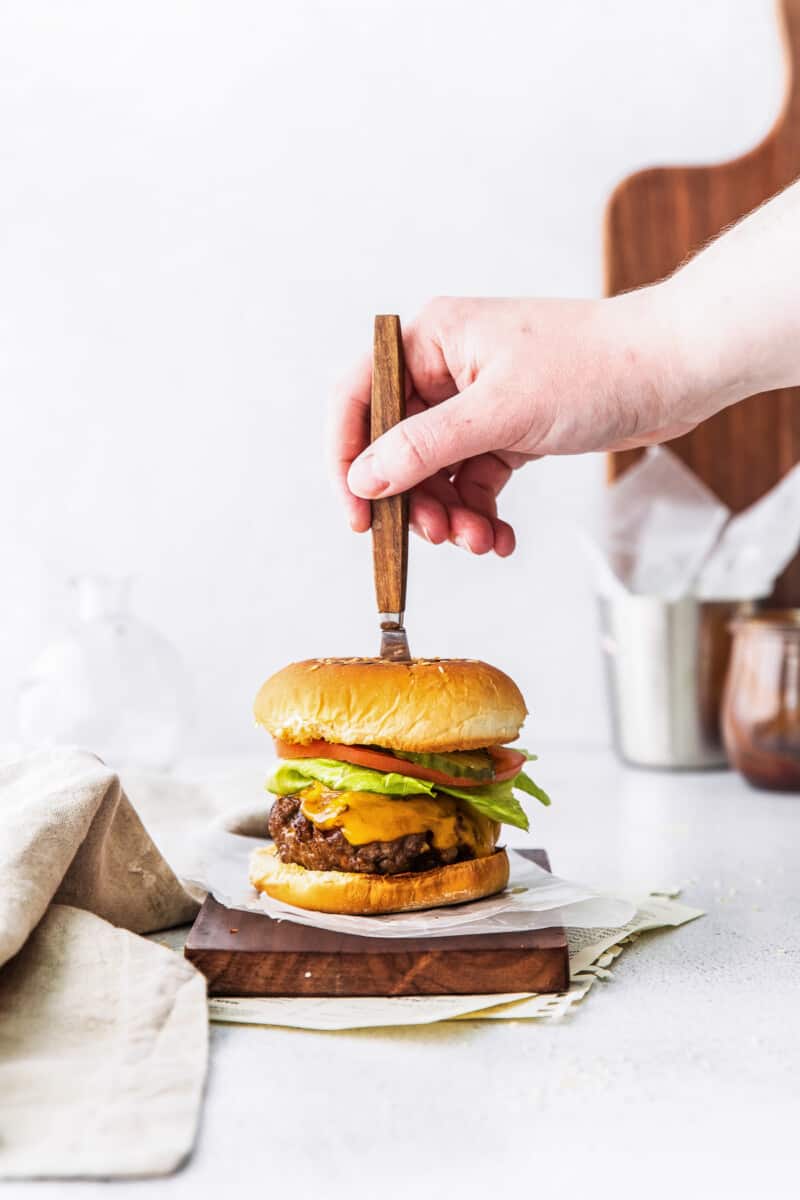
<box><xmin>10</xmin><ymin>746</ymin><xmax>800</xmax><ymax>1199</ymax></box>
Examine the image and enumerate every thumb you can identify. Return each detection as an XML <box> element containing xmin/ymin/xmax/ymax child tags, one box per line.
<box><xmin>347</xmin><ymin>382</ymin><xmax>496</xmax><ymax>499</ymax></box>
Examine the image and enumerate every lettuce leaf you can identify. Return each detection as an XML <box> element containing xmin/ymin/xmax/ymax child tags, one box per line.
<box><xmin>266</xmin><ymin>757</ymin><xmax>551</xmax><ymax>833</ymax></box>
<box><xmin>433</xmin><ymin>777</ymin><xmax>531</xmax><ymax>831</ymax></box>
<box><xmin>512</xmin><ymin>770</ymin><xmax>552</xmax><ymax>808</ymax></box>
<box><xmin>267</xmin><ymin>758</ymin><xmax>433</xmax><ymax>800</ymax></box>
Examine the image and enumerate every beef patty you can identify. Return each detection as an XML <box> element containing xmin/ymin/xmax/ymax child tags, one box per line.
<box><xmin>268</xmin><ymin>793</ymin><xmax>466</xmax><ymax>875</ymax></box>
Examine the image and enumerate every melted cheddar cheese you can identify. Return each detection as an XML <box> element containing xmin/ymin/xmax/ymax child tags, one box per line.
<box><xmin>299</xmin><ymin>782</ymin><xmax>498</xmax><ymax>857</ymax></box>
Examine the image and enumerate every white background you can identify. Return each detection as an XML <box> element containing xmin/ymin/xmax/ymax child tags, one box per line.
<box><xmin>0</xmin><ymin>0</ymin><xmax>786</xmax><ymax>757</ymax></box>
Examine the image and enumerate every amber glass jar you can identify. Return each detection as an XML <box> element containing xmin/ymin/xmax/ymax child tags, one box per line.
<box><xmin>722</xmin><ymin>611</ymin><xmax>800</xmax><ymax>791</ymax></box>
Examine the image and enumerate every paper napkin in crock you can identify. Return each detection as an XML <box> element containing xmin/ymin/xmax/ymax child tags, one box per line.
<box><xmin>0</xmin><ymin>748</ymin><xmax>206</xmax><ymax>1179</ymax></box>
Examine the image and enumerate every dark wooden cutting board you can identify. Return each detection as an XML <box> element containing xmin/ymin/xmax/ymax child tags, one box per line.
<box><xmin>184</xmin><ymin>848</ymin><xmax>569</xmax><ymax>997</ymax></box>
<box><xmin>605</xmin><ymin>0</ymin><xmax>800</xmax><ymax>603</ymax></box>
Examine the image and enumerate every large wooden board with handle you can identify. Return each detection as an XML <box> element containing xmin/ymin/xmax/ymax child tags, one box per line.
<box><xmin>605</xmin><ymin>0</ymin><xmax>800</xmax><ymax>603</ymax></box>
<box><xmin>184</xmin><ymin>849</ymin><xmax>569</xmax><ymax>997</ymax></box>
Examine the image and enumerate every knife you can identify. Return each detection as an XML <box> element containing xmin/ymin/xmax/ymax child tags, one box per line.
<box><xmin>371</xmin><ymin>314</ymin><xmax>411</xmax><ymax>662</ymax></box>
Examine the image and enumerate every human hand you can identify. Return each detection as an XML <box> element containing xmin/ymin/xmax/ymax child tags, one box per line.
<box><xmin>332</xmin><ymin>179</ymin><xmax>800</xmax><ymax>555</ymax></box>
<box><xmin>331</xmin><ymin>290</ymin><xmax>699</xmax><ymax>555</ymax></box>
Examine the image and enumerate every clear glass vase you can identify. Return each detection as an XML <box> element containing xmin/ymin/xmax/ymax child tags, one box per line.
<box><xmin>16</xmin><ymin>575</ymin><xmax>191</xmax><ymax>770</ymax></box>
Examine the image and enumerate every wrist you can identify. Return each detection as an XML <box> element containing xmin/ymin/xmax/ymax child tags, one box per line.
<box><xmin>655</xmin><ymin>266</ymin><xmax>793</xmax><ymax>416</ymax></box>
<box><xmin>617</xmin><ymin>279</ymin><xmax>743</xmax><ymax>427</ymax></box>
<box><xmin>594</xmin><ymin>285</ymin><xmax>699</xmax><ymax>430</ymax></box>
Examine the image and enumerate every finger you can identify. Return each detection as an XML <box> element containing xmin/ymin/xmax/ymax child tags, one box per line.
<box><xmin>454</xmin><ymin>453</ymin><xmax>513</xmax><ymax>511</ymax></box>
<box><xmin>345</xmin><ymin>391</ymin><xmax>432</xmax><ymax>533</ymax></box>
<box><xmin>454</xmin><ymin>454</ymin><xmax>517</xmax><ymax>557</ymax></box>
<box><xmin>418</xmin><ymin>470</ymin><xmax>496</xmax><ymax>555</ymax></box>
<box><xmin>331</xmin><ymin>297</ymin><xmax>468</xmax><ymax>514</ymax></box>
<box><xmin>347</xmin><ymin>496</ymin><xmax>371</xmax><ymax>533</ymax></box>
<box><xmin>492</xmin><ymin>521</ymin><xmax>516</xmax><ymax>557</ymax></box>
<box><xmin>402</xmin><ymin>305</ymin><xmax>459</xmax><ymax>404</ymax></box>
<box><xmin>409</xmin><ymin>486</ymin><xmax>449</xmax><ymax>544</ymax></box>
<box><xmin>358</xmin><ymin>395</ymin><xmax>431</xmax><ymax>532</ymax></box>
<box><xmin>329</xmin><ymin>352</ymin><xmax>373</xmax><ymax>530</ymax></box>
<box><xmin>448</xmin><ymin>507</ymin><xmax>495</xmax><ymax>555</ymax></box>
<box><xmin>410</xmin><ymin>473</ymin><xmax>455</xmax><ymax>545</ymax></box>
<box><xmin>330</xmin><ymin>362</ymin><xmax>435</xmax><ymax>533</ymax></box>
<box><xmin>405</xmin><ymin>390</ymin><xmax>429</xmax><ymax>418</ymax></box>
<box><xmin>347</xmin><ymin>380</ymin><xmax>496</xmax><ymax>499</ymax></box>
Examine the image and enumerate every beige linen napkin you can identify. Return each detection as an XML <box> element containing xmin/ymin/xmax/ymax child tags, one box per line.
<box><xmin>0</xmin><ymin>749</ymin><xmax>207</xmax><ymax>1179</ymax></box>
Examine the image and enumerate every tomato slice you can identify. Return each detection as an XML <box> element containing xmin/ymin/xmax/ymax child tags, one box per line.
<box><xmin>487</xmin><ymin>746</ymin><xmax>528</xmax><ymax>782</ymax></box>
<box><xmin>273</xmin><ymin>739</ymin><xmax>526</xmax><ymax>788</ymax></box>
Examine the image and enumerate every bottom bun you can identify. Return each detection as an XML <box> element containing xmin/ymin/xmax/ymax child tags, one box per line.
<box><xmin>249</xmin><ymin>845</ymin><xmax>510</xmax><ymax>915</ymax></box>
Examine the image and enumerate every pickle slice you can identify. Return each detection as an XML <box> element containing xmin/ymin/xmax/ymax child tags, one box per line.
<box><xmin>391</xmin><ymin>748</ymin><xmax>495</xmax><ymax>782</ymax></box>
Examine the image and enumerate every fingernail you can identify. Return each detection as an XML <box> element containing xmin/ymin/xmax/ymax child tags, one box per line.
<box><xmin>348</xmin><ymin>451</ymin><xmax>389</xmax><ymax>499</ymax></box>
<box><xmin>421</xmin><ymin>524</ymin><xmax>432</xmax><ymax>543</ymax></box>
<box><xmin>454</xmin><ymin>535</ymin><xmax>471</xmax><ymax>552</ymax></box>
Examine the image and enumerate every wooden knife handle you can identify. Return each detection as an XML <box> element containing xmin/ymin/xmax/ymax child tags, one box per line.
<box><xmin>371</xmin><ymin>315</ymin><xmax>408</xmax><ymax>620</ymax></box>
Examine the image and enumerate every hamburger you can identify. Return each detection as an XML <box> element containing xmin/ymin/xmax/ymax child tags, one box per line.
<box><xmin>249</xmin><ymin>657</ymin><xmax>550</xmax><ymax>915</ymax></box>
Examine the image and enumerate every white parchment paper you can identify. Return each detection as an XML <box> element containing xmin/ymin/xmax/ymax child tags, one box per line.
<box><xmin>184</xmin><ymin>828</ymin><xmax>635</xmax><ymax>938</ymax></box>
